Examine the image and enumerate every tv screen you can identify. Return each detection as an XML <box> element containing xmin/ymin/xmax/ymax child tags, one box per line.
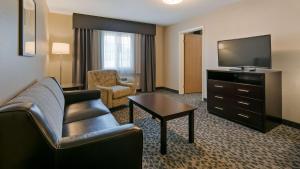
<box><xmin>218</xmin><ymin>35</ymin><xmax>271</xmax><ymax>68</ymax></box>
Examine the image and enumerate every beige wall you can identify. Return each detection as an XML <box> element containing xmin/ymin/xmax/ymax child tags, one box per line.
<box><xmin>46</xmin><ymin>13</ymin><xmax>165</xmax><ymax>87</ymax></box>
<box><xmin>47</xmin><ymin>13</ymin><xmax>73</xmax><ymax>84</ymax></box>
<box><xmin>0</xmin><ymin>0</ymin><xmax>49</xmax><ymax>105</ymax></box>
<box><xmin>164</xmin><ymin>0</ymin><xmax>300</xmax><ymax>123</ymax></box>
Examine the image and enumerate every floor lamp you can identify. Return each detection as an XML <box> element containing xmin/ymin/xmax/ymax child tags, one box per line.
<box><xmin>51</xmin><ymin>42</ymin><xmax>70</xmax><ymax>84</ymax></box>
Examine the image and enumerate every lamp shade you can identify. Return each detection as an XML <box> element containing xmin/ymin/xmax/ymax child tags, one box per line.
<box><xmin>52</xmin><ymin>42</ymin><xmax>70</xmax><ymax>55</ymax></box>
<box><xmin>163</xmin><ymin>0</ymin><xmax>183</xmax><ymax>5</ymax></box>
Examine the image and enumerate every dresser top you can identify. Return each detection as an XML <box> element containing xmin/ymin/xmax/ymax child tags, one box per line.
<box><xmin>207</xmin><ymin>68</ymin><xmax>281</xmax><ymax>74</ymax></box>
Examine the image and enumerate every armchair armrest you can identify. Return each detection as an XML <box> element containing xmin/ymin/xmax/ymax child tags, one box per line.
<box><xmin>56</xmin><ymin>124</ymin><xmax>143</xmax><ymax>169</ymax></box>
<box><xmin>95</xmin><ymin>85</ymin><xmax>113</xmax><ymax>91</ymax></box>
<box><xmin>64</xmin><ymin>90</ymin><xmax>101</xmax><ymax>105</ymax></box>
<box><xmin>118</xmin><ymin>81</ymin><xmax>137</xmax><ymax>95</ymax></box>
<box><xmin>117</xmin><ymin>81</ymin><xmax>136</xmax><ymax>88</ymax></box>
<box><xmin>94</xmin><ymin>85</ymin><xmax>113</xmax><ymax>108</ymax></box>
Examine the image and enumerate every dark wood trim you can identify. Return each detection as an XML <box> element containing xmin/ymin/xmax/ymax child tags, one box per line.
<box><xmin>73</xmin><ymin>13</ymin><xmax>156</xmax><ymax>35</ymax></box>
<box><xmin>188</xmin><ymin>111</ymin><xmax>194</xmax><ymax>143</ymax></box>
<box><xmin>207</xmin><ymin>69</ymin><xmax>282</xmax><ymax>133</ymax></box>
<box><xmin>136</xmin><ymin>87</ymin><xmax>179</xmax><ymax>94</ymax></box>
<box><xmin>18</xmin><ymin>0</ymin><xmax>37</xmax><ymax>57</ymax></box>
<box><xmin>128</xmin><ymin>95</ymin><xmax>196</xmax><ymax>155</ymax></box>
<box><xmin>18</xmin><ymin>0</ymin><xmax>23</xmax><ymax>56</ymax></box>
<box><xmin>129</xmin><ymin>100</ymin><xmax>133</xmax><ymax>123</ymax></box>
<box><xmin>160</xmin><ymin>120</ymin><xmax>167</xmax><ymax>155</ymax></box>
<box><xmin>156</xmin><ymin>87</ymin><xmax>179</xmax><ymax>94</ymax></box>
<box><xmin>282</xmin><ymin>119</ymin><xmax>300</xmax><ymax>129</ymax></box>
<box><xmin>129</xmin><ymin>98</ymin><xmax>194</xmax><ymax>121</ymax></box>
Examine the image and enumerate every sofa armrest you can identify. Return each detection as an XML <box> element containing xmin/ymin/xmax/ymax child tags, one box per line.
<box><xmin>56</xmin><ymin>124</ymin><xmax>143</xmax><ymax>169</ymax></box>
<box><xmin>64</xmin><ymin>90</ymin><xmax>101</xmax><ymax>105</ymax></box>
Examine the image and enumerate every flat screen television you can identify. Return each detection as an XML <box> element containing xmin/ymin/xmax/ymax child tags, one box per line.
<box><xmin>218</xmin><ymin>35</ymin><xmax>271</xmax><ymax>69</ymax></box>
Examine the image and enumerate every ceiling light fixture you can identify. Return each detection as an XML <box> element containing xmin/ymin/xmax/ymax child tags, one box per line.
<box><xmin>163</xmin><ymin>0</ymin><xmax>183</xmax><ymax>5</ymax></box>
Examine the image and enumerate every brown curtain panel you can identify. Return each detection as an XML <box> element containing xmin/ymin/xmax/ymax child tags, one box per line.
<box><xmin>140</xmin><ymin>34</ymin><xmax>156</xmax><ymax>92</ymax></box>
<box><xmin>73</xmin><ymin>28</ymin><xmax>100</xmax><ymax>88</ymax></box>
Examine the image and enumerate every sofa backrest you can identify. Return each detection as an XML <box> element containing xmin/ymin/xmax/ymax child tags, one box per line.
<box><xmin>38</xmin><ymin>77</ymin><xmax>65</xmax><ymax>110</ymax></box>
<box><xmin>88</xmin><ymin>70</ymin><xmax>118</xmax><ymax>88</ymax></box>
<box><xmin>7</xmin><ymin>77</ymin><xmax>65</xmax><ymax>143</ymax></box>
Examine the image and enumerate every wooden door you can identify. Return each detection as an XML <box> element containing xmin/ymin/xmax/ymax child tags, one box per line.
<box><xmin>184</xmin><ymin>34</ymin><xmax>202</xmax><ymax>93</ymax></box>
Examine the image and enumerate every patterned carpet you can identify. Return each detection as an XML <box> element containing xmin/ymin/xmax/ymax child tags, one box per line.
<box><xmin>111</xmin><ymin>90</ymin><xmax>300</xmax><ymax>169</ymax></box>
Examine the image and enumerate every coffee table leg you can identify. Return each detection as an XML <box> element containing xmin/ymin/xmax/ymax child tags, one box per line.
<box><xmin>129</xmin><ymin>100</ymin><xmax>133</xmax><ymax>123</ymax></box>
<box><xmin>189</xmin><ymin>111</ymin><xmax>194</xmax><ymax>143</ymax></box>
<box><xmin>161</xmin><ymin>120</ymin><xmax>167</xmax><ymax>155</ymax></box>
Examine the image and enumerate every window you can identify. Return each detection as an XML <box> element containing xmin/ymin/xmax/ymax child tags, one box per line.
<box><xmin>101</xmin><ymin>31</ymin><xmax>135</xmax><ymax>75</ymax></box>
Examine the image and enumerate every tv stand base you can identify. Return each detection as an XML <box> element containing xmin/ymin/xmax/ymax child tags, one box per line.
<box><xmin>207</xmin><ymin>69</ymin><xmax>282</xmax><ymax>132</ymax></box>
<box><xmin>229</xmin><ymin>67</ymin><xmax>256</xmax><ymax>72</ymax></box>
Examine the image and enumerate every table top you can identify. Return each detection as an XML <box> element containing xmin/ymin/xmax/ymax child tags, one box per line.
<box><xmin>128</xmin><ymin>94</ymin><xmax>197</xmax><ymax>120</ymax></box>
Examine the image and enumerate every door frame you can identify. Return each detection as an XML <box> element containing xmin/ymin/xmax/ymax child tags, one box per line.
<box><xmin>178</xmin><ymin>26</ymin><xmax>204</xmax><ymax>95</ymax></box>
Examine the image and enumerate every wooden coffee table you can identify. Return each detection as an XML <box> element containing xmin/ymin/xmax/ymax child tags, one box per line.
<box><xmin>128</xmin><ymin>94</ymin><xmax>197</xmax><ymax>155</ymax></box>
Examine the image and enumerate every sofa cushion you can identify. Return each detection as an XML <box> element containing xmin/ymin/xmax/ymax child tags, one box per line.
<box><xmin>112</xmin><ymin>85</ymin><xmax>131</xmax><ymax>99</ymax></box>
<box><xmin>62</xmin><ymin>114</ymin><xmax>119</xmax><ymax>137</ymax></box>
<box><xmin>38</xmin><ymin>77</ymin><xmax>65</xmax><ymax>111</ymax></box>
<box><xmin>64</xmin><ymin>99</ymin><xmax>110</xmax><ymax>124</ymax></box>
<box><xmin>9</xmin><ymin>82</ymin><xmax>64</xmax><ymax>139</ymax></box>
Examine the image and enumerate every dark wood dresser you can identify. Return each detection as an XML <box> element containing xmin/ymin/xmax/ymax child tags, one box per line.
<box><xmin>207</xmin><ymin>69</ymin><xmax>282</xmax><ymax>132</ymax></box>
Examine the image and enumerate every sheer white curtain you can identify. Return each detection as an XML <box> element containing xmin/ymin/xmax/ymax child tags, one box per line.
<box><xmin>134</xmin><ymin>34</ymin><xmax>142</xmax><ymax>87</ymax></box>
<box><xmin>100</xmin><ymin>31</ymin><xmax>138</xmax><ymax>82</ymax></box>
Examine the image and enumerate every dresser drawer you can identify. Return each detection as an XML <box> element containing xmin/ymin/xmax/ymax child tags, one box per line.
<box><xmin>233</xmin><ymin>96</ymin><xmax>264</xmax><ymax>114</ymax></box>
<box><xmin>231</xmin><ymin>108</ymin><xmax>263</xmax><ymax>129</ymax></box>
<box><xmin>208</xmin><ymin>80</ymin><xmax>233</xmax><ymax>95</ymax></box>
<box><xmin>207</xmin><ymin>100</ymin><xmax>231</xmax><ymax>118</ymax></box>
<box><xmin>207</xmin><ymin>93</ymin><xmax>227</xmax><ymax>105</ymax></box>
<box><xmin>233</xmin><ymin>83</ymin><xmax>264</xmax><ymax>100</ymax></box>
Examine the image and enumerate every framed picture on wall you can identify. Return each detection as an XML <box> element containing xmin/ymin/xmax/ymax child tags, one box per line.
<box><xmin>19</xmin><ymin>0</ymin><xmax>36</xmax><ymax>57</ymax></box>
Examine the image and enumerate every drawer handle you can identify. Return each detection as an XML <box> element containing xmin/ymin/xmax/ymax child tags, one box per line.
<box><xmin>238</xmin><ymin>101</ymin><xmax>250</xmax><ymax>106</ymax></box>
<box><xmin>237</xmin><ymin>89</ymin><xmax>249</xmax><ymax>93</ymax></box>
<box><xmin>214</xmin><ymin>85</ymin><xmax>224</xmax><ymax>88</ymax></box>
<box><xmin>214</xmin><ymin>96</ymin><xmax>223</xmax><ymax>99</ymax></box>
<box><xmin>237</xmin><ymin>113</ymin><xmax>250</xmax><ymax>119</ymax></box>
<box><xmin>214</xmin><ymin>106</ymin><xmax>223</xmax><ymax>111</ymax></box>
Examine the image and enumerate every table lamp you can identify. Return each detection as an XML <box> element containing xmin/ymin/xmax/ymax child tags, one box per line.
<box><xmin>51</xmin><ymin>42</ymin><xmax>70</xmax><ymax>84</ymax></box>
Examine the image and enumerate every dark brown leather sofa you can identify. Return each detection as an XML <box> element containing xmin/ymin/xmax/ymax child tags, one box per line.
<box><xmin>0</xmin><ymin>77</ymin><xmax>143</xmax><ymax>169</ymax></box>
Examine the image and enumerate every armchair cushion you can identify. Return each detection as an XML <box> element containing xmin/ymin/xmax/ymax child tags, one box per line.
<box><xmin>64</xmin><ymin>99</ymin><xmax>110</xmax><ymax>124</ymax></box>
<box><xmin>112</xmin><ymin>85</ymin><xmax>132</xmax><ymax>99</ymax></box>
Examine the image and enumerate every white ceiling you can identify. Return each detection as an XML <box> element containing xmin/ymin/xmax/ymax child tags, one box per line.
<box><xmin>47</xmin><ymin>0</ymin><xmax>240</xmax><ymax>26</ymax></box>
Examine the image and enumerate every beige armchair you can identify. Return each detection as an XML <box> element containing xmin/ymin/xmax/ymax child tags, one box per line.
<box><xmin>88</xmin><ymin>70</ymin><xmax>137</xmax><ymax>108</ymax></box>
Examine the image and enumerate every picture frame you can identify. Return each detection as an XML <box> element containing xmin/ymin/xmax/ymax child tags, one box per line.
<box><xmin>19</xmin><ymin>0</ymin><xmax>36</xmax><ymax>57</ymax></box>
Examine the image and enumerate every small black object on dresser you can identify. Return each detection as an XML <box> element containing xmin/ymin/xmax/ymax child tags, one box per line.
<box><xmin>207</xmin><ymin>69</ymin><xmax>282</xmax><ymax>132</ymax></box>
